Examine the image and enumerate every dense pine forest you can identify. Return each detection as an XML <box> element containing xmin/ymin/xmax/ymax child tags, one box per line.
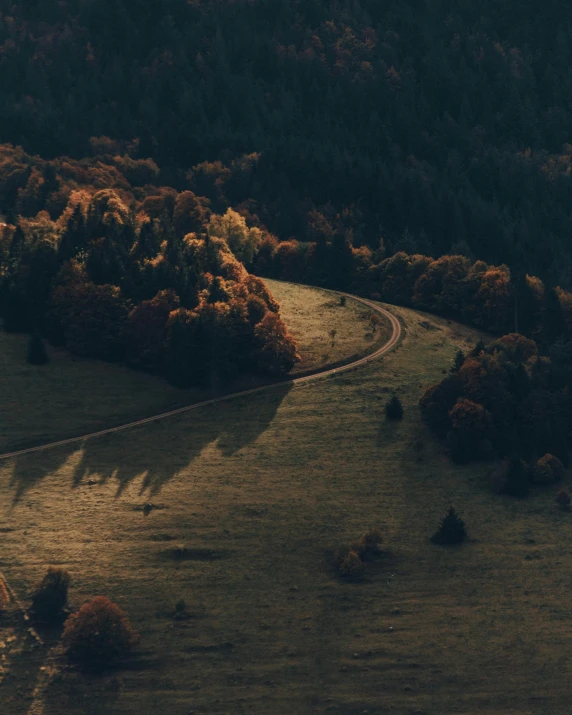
<box><xmin>2</xmin><ymin>0</ymin><xmax>572</xmax><ymax>283</ymax></box>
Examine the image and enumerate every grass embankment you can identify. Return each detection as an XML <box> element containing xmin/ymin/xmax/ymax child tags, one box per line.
<box><xmin>265</xmin><ymin>279</ymin><xmax>393</xmax><ymax>374</ymax></box>
<box><xmin>0</xmin><ymin>281</ymin><xmax>383</xmax><ymax>453</ymax></box>
<box><xmin>1</xmin><ymin>300</ymin><xmax>572</xmax><ymax>714</ymax></box>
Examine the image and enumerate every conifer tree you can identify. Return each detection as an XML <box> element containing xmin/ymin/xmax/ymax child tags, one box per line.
<box><xmin>431</xmin><ymin>507</ymin><xmax>467</xmax><ymax>545</ymax></box>
<box><xmin>450</xmin><ymin>349</ymin><xmax>465</xmax><ymax>373</ymax></box>
<box><xmin>470</xmin><ymin>339</ymin><xmax>486</xmax><ymax>357</ymax></box>
<box><xmin>27</xmin><ymin>331</ymin><xmax>50</xmax><ymax>365</ymax></box>
<box><xmin>385</xmin><ymin>394</ymin><xmax>404</xmax><ymax>420</ymax></box>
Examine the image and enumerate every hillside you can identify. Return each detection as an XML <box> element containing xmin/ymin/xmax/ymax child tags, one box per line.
<box><xmin>0</xmin><ymin>280</ymin><xmax>385</xmax><ymax>453</ymax></box>
<box><xmin>2</xmin><ymin>295</ymin><xmax>571</xmax><ymax>714</ymax></box>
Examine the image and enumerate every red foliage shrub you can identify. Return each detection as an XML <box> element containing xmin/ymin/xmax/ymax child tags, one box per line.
<box><xmin>62</xmin><ymin>597</ymin><xmax>139</xmax><ymax>670</ymax></box>
<box><xmin>254</xmin><ymin>312</ymin><xmax>301</xmax><ymax>375</ymax></box>
<box><xmin>449</xmin><ymin>398</ymin><xmax>492</xmax><ymax>436</ymax></box>
<box><xmin>336</xmin><ymin>550</ymin><xmax>365</xmax><ymax>580</ymax></box>
<box><xmin>532</xmin><ymin>454</ymin><xmax>565</xmax><ymax>485</ymax></box>
<box><xmin>355</xmin><ymin>529</ymin><xmax>383</xmax><ymax>559</ymax></box>
<box><xmin>488</xmin><ymin>333</ymin><xmax>538</xmax><ymax>363</ymax></box>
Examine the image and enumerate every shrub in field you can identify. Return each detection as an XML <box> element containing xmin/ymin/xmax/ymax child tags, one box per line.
<box><xmin>336</xmin><ymin>550</ymin><xmax>365</xmax><ymax>581</ymax></box>
<box><xmin>173</xmin><ymin>598</ymin><xmax>190</xmax><ymax>620</ymax></box>
<box><xmin>502</xmin><ymin>459</ymin><xmax>530</xmax><ymax>497</ymax></box>
<box><xmin>27</xmin><ymin>331</ymin><xmax>50</xmax><ymax>365</ymax></box>
<box><xmin>431</xmin><ymin>507</ymin><xmax>467</xmax><ymax>545</ymax></box>
<box><xmin>556</xmin><ymin>490</ymin><xmax>571</xmax><ymax>509</ymax></box>
<box><xmin>339</xmin><ymin>295</ymin><xmax>346</xmax><ymax>306</ymax></box>
<box><xmin>385</xmin><ymin>395</ymin><xmax>404</xmax><ymax>420</ymax></box>
<box><xmin>531</xmin><ymin>454</ymin><xmax>565</xmax><ymax>485</ymax></box>
<box><xmin>355</xmin><ymin>529</ymin><xmax>383</xmax><ymax>560</ymax></box>
<box><xmin>62</xmin><ymin>596</ymin><xmax>139</xmax><ymax>669</ymax></box>
<box><xmin>30</xmin><ymin>567</ymin><xmax>70</xmax><ymax>623</ymax></box>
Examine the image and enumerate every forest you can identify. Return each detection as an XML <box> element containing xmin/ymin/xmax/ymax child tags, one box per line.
<box><xmin>0</xmin><ymin>146</ymin><xmax>300</xmax><ymax>387</ymax></box>
<box><xmin>2</xmin><ymin>0</ymin><xmax>572</xmax><ymax>474</ymax></box>
<box><xmin>4</xmin><ymin>2</ymin><xmax>572</xmax><ymax>709</ymax></box>
<box><xmin>2</xmin><ymin>0</ymin><xmax>572</xmax><ymax>285</ymax></box>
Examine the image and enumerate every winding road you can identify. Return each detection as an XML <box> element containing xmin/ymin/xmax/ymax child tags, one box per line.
<box><xmin>0</xmin><ymin>292</ymin><xmax>401</xmax><ymax>462</ymax></box>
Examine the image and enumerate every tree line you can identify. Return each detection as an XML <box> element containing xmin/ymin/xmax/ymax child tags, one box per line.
<box><xmin>2</xmin><ymin>0</ymin><xmax>572</xmax><ymax>284</ymax></box>
<box><xmin>0</xmin><ymin>148</ymin><xmax>299</xmax><ymax>387</ymax></box>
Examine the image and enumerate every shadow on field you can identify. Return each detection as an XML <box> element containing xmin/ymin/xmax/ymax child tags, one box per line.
<box><xmin>9</xmin><ymin>383</ymin><xmax>292</xmax><ymax>501</ymax></box>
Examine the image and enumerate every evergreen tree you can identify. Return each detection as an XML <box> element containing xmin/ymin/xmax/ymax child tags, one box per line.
<box><xmin>58</xmin><ymin>203</ymin><xmax>86</xmax><ymax>262</ymax></box>
<box><xmin>450</xmin><ymin>349</ymin><xmax>465</xmax><ymax>373</ymax></box>
<box><xmin>470</xmin><ymin>339</ymin><xmax>486</xmax><ymax>357</ymax></box>
<box><xmin>502</xmin><ymin>459</ymin><xmax>530</xmax><ymax>498</ymax></box>
<box><xmin>543</xmin><ymin>287</ymin><xmax>565</xmax><ymax>345</ymax></box>
<box><xmin>385</xmin><ymin>394</ymin><xmax>404</xmax><ymax>420</ymax></box>
<box><xmin>27</xmin><ymin>331</ymin><xmax>50</xmax><ymax>365</ymax></box>
<box><xmin>431</xmin><ymin>507</ymin><xmax>467</xmax><ymax>545</ymax></box>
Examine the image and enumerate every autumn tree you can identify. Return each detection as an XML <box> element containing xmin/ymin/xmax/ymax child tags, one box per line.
<box><xmin>62</xmin><ymin>597</ymin><xmax>139</xmax><ymax>670</ymax></box>
<box><xmin>207</xmin><ymin>208</ymin><xmax>263</xmax><ymax>265</ymax></box>
<box><xmin>254</xmin><ymin>313</ymin><xmax>300</xmax><ymax>375</ymax></box>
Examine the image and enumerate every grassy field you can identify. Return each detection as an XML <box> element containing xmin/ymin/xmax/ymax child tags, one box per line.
<box><xmin>0</xmin><ymin>280</ymin><xmax>382</xmax><ymax>453</ymax></box>
<box><xmin>1</xmin><ymin>294</ymin><xmax>572</xmax><ymax>714</ymax></box>
<box><xmin>264</xmin><ymin>279</ymin><xmax>392</xmax><ymax>374</ymax></box>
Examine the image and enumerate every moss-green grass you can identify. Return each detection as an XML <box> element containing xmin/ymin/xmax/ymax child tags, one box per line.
<box><xmin>266</xmin><ymin>279</ymin><xmax>392</xmax><ymax>374</ymax></box>
<box><xmin>2</xmin><ymin>300</ymin><xmax>572</xmax><ymax>714</ymax></box>
<box><xmin>0</xmin><ymin>281</ymin><xmax>382</xmax><ymax>453</ymax></box>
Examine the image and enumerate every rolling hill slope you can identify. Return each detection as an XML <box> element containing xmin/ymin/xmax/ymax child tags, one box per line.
<box><xmin>1</xmin><ymin>285</ymin><xmax>571</xmax><ymax>714</ymax></box>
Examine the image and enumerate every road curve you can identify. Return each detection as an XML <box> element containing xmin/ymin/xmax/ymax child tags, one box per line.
<box><xmin>0</xmin><ymin>292</ymin><xmax>401</xmax><ymax>462</ymax></box>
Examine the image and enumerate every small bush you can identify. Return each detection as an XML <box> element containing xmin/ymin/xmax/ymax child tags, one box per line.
<box><xmin>450</xmin><ymin>349</ymin><xmax>465</xmax><ymax>373</ymax></box>
<box><xmin>355</xmin><ymin>529</ymin><xmax>383</xmax><ymax>560</ymax></box>
<box><xmin>173</xmin><ymin>598</ymin><xmax>190</xmax><ymax>620</ymax></box>
<box><xmin>532</xmin><ymin>454</ymin><xmax>565</xmax><ymax>485</ymax></box>
<box><xmin>30</xmin><ymin>567</ymin><xmax>70</xmax><ymax>623</ymax></box>
<box><xmin>171</xmin><ymin>544</ymin><xmax>188</xmax><ymax>560</ymax></box>
<box><xmin>339</xmin><ymin>295</ymin><xmax>346</xmax><ymax>307</ymax></box>
<box><xmin>62</xmin><ymin>596</ymin><xmax>139</xmax><ymax>670</ymax></box>
<box><xmin>385</xmin><ymin>395</ymin><xmax>403</xmax><ymax>420</ymax></box>
<box><xmin>336</xmin><ymin>550</ymin><xmax>365</xmax><ymax>581</ymax></box>
<box><xmin>556</xmin><ymin>490</ymin><xmax>571</xmax><ymax>509</ymax></box>
<box><xmin>27</xmin><ymin>331</ymin><xmax>50</xmax><ymax>365</ymax></box>
<box><xmin>431</xmin><ymin>507</ymin><xmax>467</xmax><ymax>545</ymax></box>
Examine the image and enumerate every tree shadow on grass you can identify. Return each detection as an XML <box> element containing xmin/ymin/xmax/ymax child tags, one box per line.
<box><xmin>8</xmin><ymin>443</ymin><xmax>80</xmax><ymax>504</ymax></box>
<box><xmin>8</xmin><ymin>383</ymin><xmax>292</xmax><ymax>501</ymax></box>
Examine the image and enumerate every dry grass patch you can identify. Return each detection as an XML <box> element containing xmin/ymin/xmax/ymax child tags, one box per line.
<box><xmin>3</xmin><ymin>299</ymin><xmax>572</xmax><ymax>713</ymax></box>
<box><xmin>265</xmin><ymin>279</ymin><xmax>392</xmax><ymax>373</ymax></box>
<box><xmin>0</xmin><ymin>279</ymin><xmax>389</xmax><ymax>453</ymax></box>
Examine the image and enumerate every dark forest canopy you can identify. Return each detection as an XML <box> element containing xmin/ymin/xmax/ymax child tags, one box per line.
<box><xmin>2</xmin><ymin>0</ymin><xmax>572</xmax><ymax>283</ymax></box>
